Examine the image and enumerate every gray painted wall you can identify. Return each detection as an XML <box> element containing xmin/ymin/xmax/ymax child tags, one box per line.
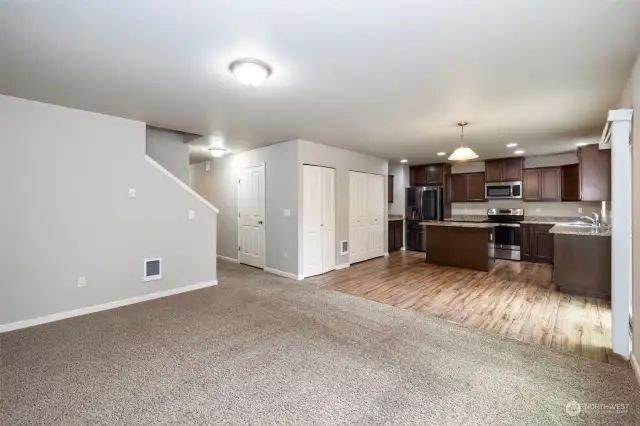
<box><xmin>0</xmin><ymin>95</ymin><xmax>217</xmax><ymax>325</ymax></box>
<box><xmin>191</xmin><ymin>141</ymin><xmax>299</xmax><ymax>275</ymax></box>
<box><xmin>146</xmin><ymin>128</ymin><xmax>190</xmax><ymax>184</ymax></box>
<box><xmin>296</xmin><ymin>140</ymin><xmax>388</xmax><ymax>270</ymax></box>
<box><xmin>388</xmin><ymin>161</ymin><xmax>405</xmax><ymax>216</ymax></box>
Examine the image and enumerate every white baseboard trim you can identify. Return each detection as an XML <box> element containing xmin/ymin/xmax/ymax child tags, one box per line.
<box><xmin>384</xmin><ymin>252</ymin><xmax>390</xmax><ymax>257</ymax></box>
<box><xmin>0</xmin><ymin>280</ymin><xmax>218</xmax><ymax>333</ymax></box>
<box><xmin>400</xmin><ymin>246</ymin><xmax>406</xmax><ymax>251</ymax></box>
<box><xmin>264</xmin><ymin>267</ymin><xmax>303</xmax><ymax>281</ymax></box>
<box><xmin>631</xmin><ymin>353</ymin><xmax>640</xmax><ymax>387</ymax></box>
<box><xmin>335</xmin><ymin>263</ymin><xmax>350</xmax><ymax>270</ymax></box>
<box><xmin>217</xmin><ymin>255</ymin><xmax>239</xmax><ymax>264</ymax></box>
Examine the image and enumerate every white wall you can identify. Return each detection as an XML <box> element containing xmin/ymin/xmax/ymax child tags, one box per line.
<box><xmin>296</xmin><ymin>140</ymin><xmax>388</xmax><ymax>268</ymax></box>
<box><xmin>0</xmin><ymin>95</ymin><xmax>218</xmax><ymax>326</ymax></box>
<box><xmin>146</xmin><ymin>127</ymin><xmax>190</xmax><ymax>184</ymax></box>
<box><xmin>451</xmin><ymin>153</ymin><xmax>601</xmax><ymax>217</ymax></box>
<box><xmin>388</xmin><ymin>161</ymin><xmax>405</xmax><ymax>216</ymax></box>
<box><xmin>622</xmin><ymin>51</ymin><xmax>640</xmax><ymax>359</ymax></box>
<box><xmin>191</xmin><ymin>141</ymin><xmax>299</xmax><ymax>275</ymax></box>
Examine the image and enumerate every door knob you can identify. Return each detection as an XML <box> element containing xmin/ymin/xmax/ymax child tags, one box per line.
<box><xmin>258</xmin><ymin>221</ymin><xmax>263</xmax><ymax>225</ymax></box>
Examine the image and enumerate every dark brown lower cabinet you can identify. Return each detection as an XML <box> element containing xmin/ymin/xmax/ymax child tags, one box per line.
<box><xmin>388</xmin><ymin>220</ymin><xmax>404</xmax><ymax>252</ymax></box>
<box><xmin>521</xmin><ymin>224</ymin><xmax>554</xmax><ymax>264</ymax></box>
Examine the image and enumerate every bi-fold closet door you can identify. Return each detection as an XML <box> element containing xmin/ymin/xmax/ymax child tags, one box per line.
<box><xmin>349</xmin><ymin>171</ymin><xmax>384</xmax><ymax>264</ymax></box>
<box><xmin>302</xmin><ymin>165</ymin><xmax>336</xmax><ymax>277</ymax></box>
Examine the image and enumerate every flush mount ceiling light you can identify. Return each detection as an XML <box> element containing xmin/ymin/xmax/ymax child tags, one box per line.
<box><xmin>400</xmin><ymin>159</ymin><xmax>408</xmax><ymax>163</ymax></box>
<box><xmin>229</xmin><ymin>58</ymin><xmax>272</xmax><ymax>87</ymax></box>
<box><xmin>437</xmin><ymin>152</ymin><xmax>446</xmax><ymax>156</ymax></box>
<box><xmin>448</xmin><ymin>122</ymin><xmax>478</xmax><ymax>161</ymax></box>
<box><xmin>513</xmin><ymin>149</ymin><xmax>525</xmax><ymax>155</ymax></box>
<box><xmin>506</xmin><ymin>143</ymin><xmax>518</xmax><ymax>148</ymax></box>
<box><xmin>208</xmin><ymin>147</ymin><xmax>228</xmax><ymax>158</ymax></box>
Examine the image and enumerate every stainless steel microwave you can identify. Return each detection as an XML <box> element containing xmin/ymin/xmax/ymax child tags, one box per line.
<box><xmin>485</xmin><ymin>181</ymin><xmax>522</xmax><ymax>199</ymax></box>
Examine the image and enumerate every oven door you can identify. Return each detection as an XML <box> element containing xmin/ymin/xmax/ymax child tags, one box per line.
<box><xmin>493</xmin><ymin>224</ymin><xmax>521</xmax><ymax>260</ymax></box>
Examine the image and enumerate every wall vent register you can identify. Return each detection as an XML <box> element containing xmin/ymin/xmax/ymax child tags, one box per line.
<box><xmin>144</xmin><ymin>259</ymin><xmax>162</xmax><ymax>282</ymax></box>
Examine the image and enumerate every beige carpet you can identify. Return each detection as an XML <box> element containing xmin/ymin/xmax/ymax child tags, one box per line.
<box><xmin>2</xmin><ymin>261</ymin><xmax>639</xmax><ymax>425</ymax></box>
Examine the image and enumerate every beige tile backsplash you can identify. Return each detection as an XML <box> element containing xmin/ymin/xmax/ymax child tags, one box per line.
<box><xmin>452</xmin><ymin>200</ymin><xmax>603</xmax><ymax>218</ymax></box>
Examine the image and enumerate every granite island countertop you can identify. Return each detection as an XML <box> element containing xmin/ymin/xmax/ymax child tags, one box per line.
<box><xmin>418</xmin><ymin>221</ymin><xmax>496</xmax><ymax>229</ymax></box>
<box><xmin>549</xmin><ymin>224</ymin><xmax>612</xmax><ymax>237</ymax></box>
<box><xmin>388</xmin><ymin>214</ymin><xmax>404</xmax><ymax>221</ymax></box>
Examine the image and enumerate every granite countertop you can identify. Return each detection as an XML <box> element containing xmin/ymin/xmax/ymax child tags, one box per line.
<box><xmin>549</xmin><ymin>224</ymin><xmax>612</xmax><ymax>237</ymax></box>
<box><xmin>388</xmin><ymin>214</ymin><xmax>404</xmax><ymax>221</ymax></box>
<box><xmin>443</xmin><ymin>215</ymin><xmax>487</xmax><ymax>223</ymax></box>
<box><xmin>418</xmin><ymin>221</ymin><xmax>496</xmax><ymax>229</ymax></box>
<box><xmin>520</xmin><ymin>217</ymin><xmax>578</xmax><ymax>225</ymax></box>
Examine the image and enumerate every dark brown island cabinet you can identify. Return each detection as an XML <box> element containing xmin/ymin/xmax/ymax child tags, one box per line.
<box><xmin>387</xmin><ymin>219</ymin><xmax>404</xmax><ymax>253</ymax></box>
<box><xmin>484</xmin><ymin>157</ymin><xmax>523</xmax><ymax>182</ymax></box>
<box><xmin>448</xmin><ymin>172</ymin><xmax>485</xmax><ymax>202</ymax></box>
<box><xmin>521</xmin><ymin>224</ymin><xmax>554</xmax><ymax>264</ymax></box>
<box><xmin>425</xmin><ymin>224</ymin><xmax>495</xmax><ymax>272</ymax></box>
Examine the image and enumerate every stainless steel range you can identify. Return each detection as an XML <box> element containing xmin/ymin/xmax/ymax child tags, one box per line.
<box><xmin>484</xmin><ymin>208</ymin><xmax>524</xmax><ymax>261</ymax></box>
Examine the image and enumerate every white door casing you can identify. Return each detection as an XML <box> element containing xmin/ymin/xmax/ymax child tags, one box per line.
<box><xmin>303</xmin><ymin>165</ymin><xmax>336</xmax><ymax>277</ymax></box>
<box><xmin>238</xmin><ymin>164</ymin><xmax>265</xmax><ymax>268</ymax></box>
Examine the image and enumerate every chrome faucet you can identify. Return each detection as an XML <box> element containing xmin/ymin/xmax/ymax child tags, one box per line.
<box><xmin>579</xmin><ymin>212</ymin><xmax>601</xmax><ymax>228</ymax></box>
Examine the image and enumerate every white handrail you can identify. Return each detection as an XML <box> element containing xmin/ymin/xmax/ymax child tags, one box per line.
<box><xmin>145</xmin><ymin>155</ymin><xmax>220</xmax><ymax>214</ymax></box>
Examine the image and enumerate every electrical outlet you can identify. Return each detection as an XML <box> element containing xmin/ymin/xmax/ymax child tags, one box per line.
<box><xmin>578</xmin><ymin>207</ymin><xmax>584</xmax><ymax>214</ymax></box>
<box><xmin>188</xmin><ymin>210</ymin><xmax>195</xmax><ymax>219</ymax></box>
<box><xmin>77</xmin><ymin>276</ymin><xmax>87</xmax><ymax>287</ymax></box>
<box><xmin>128</xmin><ymin>188</ymin><xmax>136</xmax><ymax>198</ymax></box>
<box><xmin>205</xmin><ymin>163</ymin><xmax>210</xmax><ymax>172</ymax></box>
<box><xmin>536</xmin><ymin>208</ymin><xmax>541</xmax><ymax>213</ymax></box>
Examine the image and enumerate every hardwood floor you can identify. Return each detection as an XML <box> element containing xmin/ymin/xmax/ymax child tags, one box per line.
<box><xmin>307</xmin><ymin>251</ymin><xmax>623</xmax><ymax>366</ymax></box>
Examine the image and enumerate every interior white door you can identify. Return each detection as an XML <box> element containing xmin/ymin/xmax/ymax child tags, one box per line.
<box><xmin>238</xmin><ymin>164</ymin><xmax>265</xmax><ymax>268</ymax></box>
<box><xmin>349</xmin><ymin>171</ymin><xmax>368</xmax><ymax>264</ymax></box>
<box><xmin>303</xmin><ymin>165</ymin><xmax>336</xmax><ymax>277</ymax></box>
<box><xmin>303</xmin><ymin>165</ymin><xmax>323</xmax><ymax>277</ymax></box>
<box><xmin>321</xmin><ymin>167</ymin><xmax>336</xmax><ymax>273</ymax></box>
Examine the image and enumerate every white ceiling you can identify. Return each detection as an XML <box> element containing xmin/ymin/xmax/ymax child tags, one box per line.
<box><xmin>1</xmin><ymin>0</ymin><xmax>639</xmax><ymax>164</ymax></box>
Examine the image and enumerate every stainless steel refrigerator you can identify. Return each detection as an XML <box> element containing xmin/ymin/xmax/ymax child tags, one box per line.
<box><xmin>405</xmin><ymin>186</ymin><xmax>444</xmax><ymax>251</ymax></box>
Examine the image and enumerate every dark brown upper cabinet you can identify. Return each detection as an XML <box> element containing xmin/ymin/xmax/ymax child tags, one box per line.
<box><xmin>467</xmin><ymin>173</ymin><xmax>486</xmax><ymax>201</ymax></box>
<box><xmin>448</xmin><ymin>172</ymin><xmax>485</xmax><ymax>202</ymax></box>
<box><xmin>449</xmin><ymin>174</ymin><xmax>467</xmax><ymax>202</ymax></box>
<box><xmin>578</xmin><ymin>144</ymin><xmax>611</xmax><ymax>201</ymax></box>
<box><xmin>388</xmin><ymin>175</ymin><xmax>394</xmax><ymax>203</ymax></box>
<box><xmin>523</xmin><ymin>167</ymin><xmax>561</xmax><ymax>201</ymax></box>
<box><xmin>484</xmin><ymin>157</ymin><xmax>523</xmax><ymax>182</ymax></box>
<box><xmin>409</xmin><ymin>166</ymin><xmax>427</xmax><ymax>187</ymax></box>
<box><xmin>409</xmin><ymin>163</ymin><xmax>451</xmax><ymax>186</ymax></box>
<box><xmin>561</xmin><ymin>164</ymin><xmax>580</xmax><ymax>201</ymax></box>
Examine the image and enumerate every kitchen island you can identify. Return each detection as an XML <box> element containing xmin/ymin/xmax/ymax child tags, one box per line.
<box><xmin>420</xmin><ymin>221</ymin><xmax>495</xmax><ymax>271</ymax></box>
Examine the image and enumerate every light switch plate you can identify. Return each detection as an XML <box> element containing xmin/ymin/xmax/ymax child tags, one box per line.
<box><xmin>128</xmin><ymin>188</ymin><xmax>136</xmax><ymax>198</ymax></box>
<box><xmin>283</xmin><ymin>209</ymin><xmax>291</xmax><ymax>217</ymax></box>
<box><xmin>188</xmin><ymin>210</ymin><xmax>195</xmax><ymax>219</ymax></box>
<box><xmin>205</xmin><ymin>163</ymin><xmax>210</xmax><ymax>172</ymax></box>
<box><xmin>77</xmin><ymin>276</ymin><xmax>87</xmax><ymax>287</ymax></box>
